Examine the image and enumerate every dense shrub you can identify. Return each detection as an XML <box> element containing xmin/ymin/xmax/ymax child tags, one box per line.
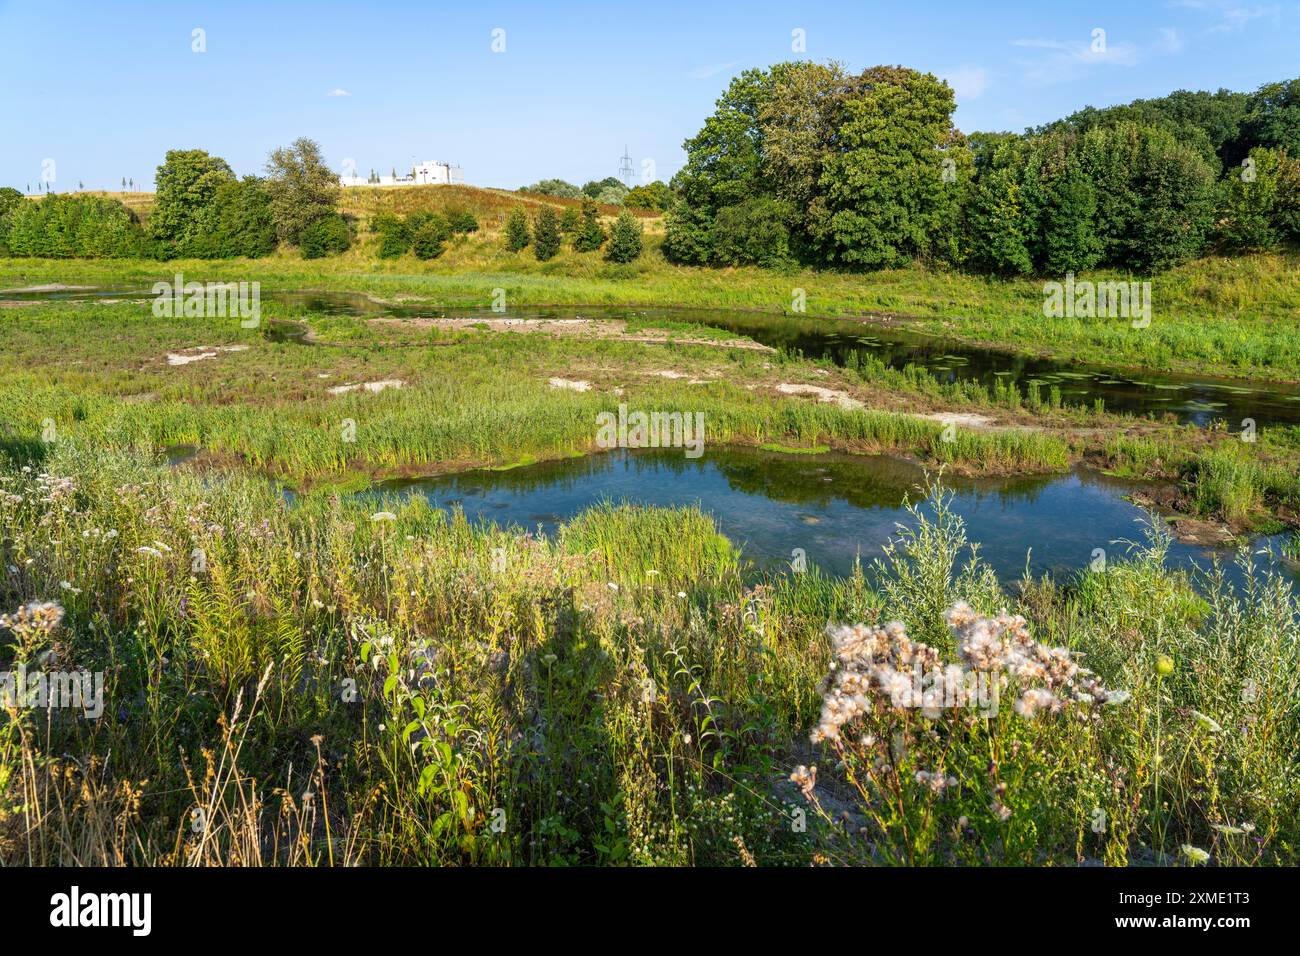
<box><xmin>595</xmin><ymin>184</ymin><xmax>628</xmax><ymax>206</ymax></box>
<box><xmin>604</xmin><ymin>210</ymin><xmax>643</xmax><ymax>263</ymax></box>
<box><xmin>372</xmin><ymin>213</ymin><xmax>409</xmax><ymax>259</ymax></box>
<box><xmin>4</xmin><ymin>194</ymin><xmax>145</xmax><ymax>258</ymax></box>
<box><xmin>445</xmin><ymin>207</ymin><xmax>478</xmax><ymax>233</ymax></box>
<box><xmin>961</xmin><ymin>168</ymin><xmax>1032</xmax><ymax>276</ymax></box>
<box><xmin>1215</xmin><ymin>147</ymin><xmax>1300</xmax><ymax>251</ymax></box>
<box><xmin>521</xmin><ymin>179</ymin><xmax>582</xmax><ymax>199</ymax></box>
<box><xmin>661</xmin><ymin>200</ymin><xmax>714</xmax><ymax>264</ymax></box>
<box><xmin>299</xmin><ymin>213</ymin><xmax>352</xmax><ymax>258</ymax></box>
<box><xmin>411</xmin><ymin>215</ymin><xmax>451</xmax><ymax>259</ymax></box>
<box><xmin>582</xmin><ymin>177</ymin><xmax>624</xmax><ymax>199</ymax></box>
<box><xmin>0</xmin><ymin>187</ymin><xmax>23</xmax><ymax>254</ymax></box>
<box><xmin>504</xmin><ymin>207</ymin><xmax>530</xmax><ymax>251</ymax></box>
<box><xmin>532</xmin><ymin>207</ymin><xmax>561</xmax><ymax>261</ymax></box>
<box><xmin>711</xmin><ymin>197</ymin><xmax>794</xmax><ymax>267</ymax></box>
<box><xmin>186</xmin><ymin>177</ymin><xmax>278</xmax><ymax>258</ymax></box>
<box><xmin>624</xmin><ymin>181</ymin><xmax>671</xmax><ymax>210</ymax></box>
<box><xmin>571</xmin><ymin>199</ymin><xmax>605</xmax><ymax>252</ymax></box>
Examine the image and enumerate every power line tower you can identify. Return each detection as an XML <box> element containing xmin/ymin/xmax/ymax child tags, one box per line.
<box><xmin>618</xmin><ymin>145</ymin><xmax>635</xmax><ymax>184</ymax></box>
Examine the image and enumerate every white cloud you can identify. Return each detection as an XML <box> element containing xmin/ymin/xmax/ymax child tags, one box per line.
<box><xmin>327</xmin><ymin>88</ymin><xmax>351</xmax><ymax>97</ymax></box>
<box><xmin>941</xmin><ymin>66</ymin><xmax>990</xmax><ymax>100</ymax></box>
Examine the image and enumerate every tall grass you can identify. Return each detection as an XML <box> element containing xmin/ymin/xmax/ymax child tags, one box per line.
<box><xmin>2</xmin><ymin>443</ymin><xmax>1296</xmax><ymax>866</ymax></box>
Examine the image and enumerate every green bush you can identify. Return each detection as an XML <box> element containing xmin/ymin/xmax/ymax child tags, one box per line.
<box><xmin>624</xmin><ymin>181</ymin><xmax>671</xmax><ymax>210</ymax></box>
<box><xmin>504</xmin><ymin>207</ymin><xmax>530</xmax><ymax>251</ymax></box>
<box><xmin>372</xmin><ymin>213</ymin><xmax>409</xmax><ymax>258</ymax></box>
<box><xmin>186</xmin><ymin>177</ymin><xmax>278</xmax><ymax>258</ymax></box>
<box><xmin>299</xmin><ymin>213</ymin><xmax>352</xmax><ymax>259</ymax></box>
<box><xmin>532</xmin><ymin>207</ymin><xmax>561</xmax><ymax>261</ymax></box>
<box><xmin>571</xmin><ymin>198</ymin><xmax>605</xmax><ymax>252</ymax></box>
<box><xmin>605</xmin><ymin>210</ymin><xmax>643</xmax><ymax>263</ymax></box>
<box><xmin>4</xmin><ymin>193</ymin><xmax>145</xmax><ymax>258</ymax></box>
<box><xmin>445</xmin><ymin>208</ymin><xmax>478</xmax><ymax>233</ymax></box>
<box><xmin>711</xmin><ymin>197</ymin><xmax>794</xmax><ymax>267</ymax></box>
<box><xmin>412</xmin><ymin>215</ymin><xmax>451</xmax><ymax>259</ymax></box>
<box><xmin>0</xmin><ymin>186</ymin><xmax>22</xmax><ymax>253</ymax></box>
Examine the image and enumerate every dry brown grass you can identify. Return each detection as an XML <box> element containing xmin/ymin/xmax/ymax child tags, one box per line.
<box><xmin>338</xmin><ymin>184</ymin><xmax>659</xmax><ymax>229</ymax></box>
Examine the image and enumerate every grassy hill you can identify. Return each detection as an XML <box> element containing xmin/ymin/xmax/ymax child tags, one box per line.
<box><xmin>57</xmin><ymin>184</ymin><xmax>660</xmax><ymax>233</ymax></box>
<box><xmin>338</xmin><ymin>184</ymin><xmax>658</xmax><ymax>229</ymax></box>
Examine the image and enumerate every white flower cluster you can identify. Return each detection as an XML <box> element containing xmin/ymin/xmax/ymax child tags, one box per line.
<box><xmin>811</xmin><ymin>602</ymin><xmax>1126</xmax><ymax>743</ymax></box>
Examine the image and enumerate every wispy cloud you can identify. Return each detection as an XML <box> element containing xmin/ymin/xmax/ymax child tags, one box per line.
<box><xmin>327</xmin><ymin>88</ymin><xmax>351</xmax><ymax>97</ymax></box>
<box><xmin>941</xmin><ymin>66</ymin><xmax>990</xmax><ymax>100</ymax></box>
<box><xmin>1208</xmin><ymin>4</ymin><xmax>1282</xmax><ymax>33</ymax></box>
<box><xmin>1165</xmin><ymin>1</ymin><xmax>1283</xmax><ymax>34</ymax></box>
<box><xmin>688</xmin><ymin>61</ymin><xmax>740</xmax><ymax>80</ymax></box>
<box><xmin>1010</xmin><ymin>34</ymin><xmax>1142</xmax><ymax>85</ymax></box>
<box><xmin>1156</xmin><ymin>26</ymin><xmax>1186</xmax><ymax>52</ymax></box>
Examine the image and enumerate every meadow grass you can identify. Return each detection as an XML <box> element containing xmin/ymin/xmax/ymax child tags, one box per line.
<box><xmin>0</xmin><ymin>300</ymin><xmax>1075</xmax><ymax>485</ymax></box>
<box><xmin>2</xmin><ymin>227</ymin><xmax>1297</xmax><ymax>379</ymax></box>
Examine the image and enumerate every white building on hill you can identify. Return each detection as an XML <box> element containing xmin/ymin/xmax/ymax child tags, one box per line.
<box><xmin>341</xmin><ymin>160</ymin><xmax>464</xmax><ymax>188</ymax></box>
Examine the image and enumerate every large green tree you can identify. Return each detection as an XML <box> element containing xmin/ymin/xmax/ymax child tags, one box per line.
<box><xmin>150</xmin><ymin>149</ymin><xmax>234</xmax><ymax>244</ymax></box>
<box><xmin>264</xmin><ymin>137</ymin><xmax>340</xmax><ymax>245</ymax></box>
<box><xmin>816</xmin><ymin>66</ymin><xmax>959</xmax><ymax>268</ymax></box>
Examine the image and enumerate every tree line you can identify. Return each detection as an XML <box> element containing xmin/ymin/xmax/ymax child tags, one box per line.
<box><xmin>521</xmin><ymin>176</ymin><xmax>672</xmax><ymax>212</ymax></box>
<box><xmin>503</xmin><ymin>198</ymin><xmax>643</xmax><ymax>263</ymax></box>
<box><xmin>662</xmin><ymin>63</ymin><xmax>1300</xmax><ymax>274</ymax></box>
<box><xmin>0</xmin><ymin>138</ymin><xmax>345</xmax><ymax>259</ymax></box>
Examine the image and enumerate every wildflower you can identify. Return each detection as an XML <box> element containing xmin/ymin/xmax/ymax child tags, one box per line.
<box><xmin>1156</xmin><ymin>654</ymin><xmax>1175</xmax><ymax>677</ymax></box>
<box><xmin>677</xmin><ymin>591</ymin><xmax>687</xmax><ymax>599</ymax></box>
<box><xmin>914</xmin><ymin>770</ymin><xmax>956</xmax><ymax>795</ymax></box>
<box><xmin>1191</xmin><ymin>710</ymin><xmax>1222</xmax><ymax>733</ymax></box>
<box><xmin>991</xmin><ymin>801</ymin><xmax>1012</xmax><ymax>822</ymax></box>
<box><xmin>58</xmin><ymin>580</ymin><xmax>81</xmax><ymax>595</ymax></box>
<box><xmin>135</xmin><ymin>546</ymin><xmax>163</xmax><ymax>558</ymax></box>
<box><xmin>790</xmin><ymin>765</ymin><xmax>817</xmax><ymax>800</ymax></box>
<box><xmin>1180</xmin><ymin>844</ymin><xmax>1209</xmax><ymax>865</ymax></box>
<box><xmin>683</xmin><ymin>733</ymin><xmax>692</xmax><ymax>745</ymax></box>
<box><xmin>0</xmin><ymin>601</ymin><xmax>65</xmax><ymax>643</ymax></box>
<box><xmin>370</xmin><ymin>511</ymin><xmax>397</xmax><ymax>523</ymax></box>
<box><xmin>646</xmin><ymin>569</ymin><xmax>659</xmax><ymax>576</ymax></box>
<box><xmin>1015</xmin><ymin>688</ymin><xmax>1057</xmax><ymax>718</ymax></box>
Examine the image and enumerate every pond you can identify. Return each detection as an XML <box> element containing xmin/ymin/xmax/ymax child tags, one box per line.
<box><xmin>359</xmin><ymin>446</ymin><xmax>1291</xmax><ymax>589</ymax></box>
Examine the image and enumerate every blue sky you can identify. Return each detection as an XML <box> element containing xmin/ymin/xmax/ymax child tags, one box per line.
<box><xmin>2</xmin><ymin>0</ymin><xmax>1297</xmax><ymax>192</ymax></box>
